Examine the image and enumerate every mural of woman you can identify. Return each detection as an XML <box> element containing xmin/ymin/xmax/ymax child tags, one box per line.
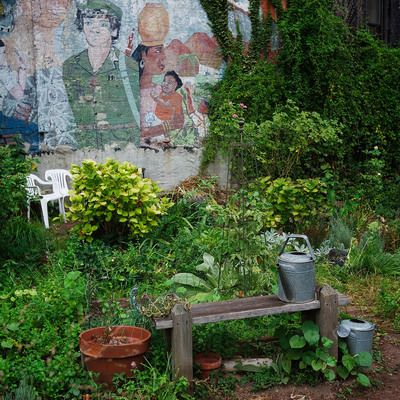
<box><xmin>132</xmin><ymin>3</ymin><xmax>176</xmax><ymax>147</ymax></box>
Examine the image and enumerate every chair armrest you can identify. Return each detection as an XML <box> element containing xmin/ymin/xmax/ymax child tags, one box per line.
<box><xmin>32</xmin><ymin>175</ymin><xmax>52</xmax><ymax>186</ymax></box>
<box><xmin>26</xmin><ymin>186</ymin><xmax>41</xmax><ymax>197</ymax></box>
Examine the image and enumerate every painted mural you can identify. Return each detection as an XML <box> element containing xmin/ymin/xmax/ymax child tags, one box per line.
<box><xmin>0</xmin><ymin>0</ymin><xmax>223</xmax><ymax>152</ymax></box>
<box><xmin>63</xmin><ymin>0</ymin><xmax>140</xmax><ymax>149</ymax></box>
<box><xmin>0</xmin><ymin>0</ymin><xmax>38</xmax><ymax>151</ymax></box>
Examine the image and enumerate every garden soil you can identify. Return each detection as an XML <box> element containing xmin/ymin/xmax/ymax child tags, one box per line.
<box><xmin>236</xmin><ymin>331</ymin><xmax>400</xmax><ymax>400</ymax></box>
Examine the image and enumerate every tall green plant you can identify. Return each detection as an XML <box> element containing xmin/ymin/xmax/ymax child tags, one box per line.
<box><xmin>248</xmin><ymin>101</ymin><xmax>343</xmax><ymax>178</ymax></box>
<box><xmin>0</xmin><ymin>217</ymin><xmax>52</xmax><ymax>268</ymax></box>
<box><xmin>0</xmin><ymin>146</ymin><xmax>33</xmax><ymax>221</ymax></box>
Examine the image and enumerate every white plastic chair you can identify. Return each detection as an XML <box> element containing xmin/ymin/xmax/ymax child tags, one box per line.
<box><xmin>26</xmin><ymin>174</ymin><xmax>64</xmax><ymax>229</ymax></box>
<box><xmin>45</xmin><ymin>169</ymin><xmax>73</xmax><ymax>220</ymax></box>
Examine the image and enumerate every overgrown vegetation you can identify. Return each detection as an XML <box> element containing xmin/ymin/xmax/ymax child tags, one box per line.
<box><xmin>201</xmin><ymin>0</ymin><xmax>400</xmax><ymax>214</ymax></box>
<box><xmin>1</xmin><ymin>1</ymin><xmax>400</xmax><ymax>399</ymax></box>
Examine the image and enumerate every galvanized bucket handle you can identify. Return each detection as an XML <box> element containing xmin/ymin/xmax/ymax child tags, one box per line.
<box><xmin>279</xmin><ymin>234</ymin><xmax>315</xmax><ymax>260</ymax></box>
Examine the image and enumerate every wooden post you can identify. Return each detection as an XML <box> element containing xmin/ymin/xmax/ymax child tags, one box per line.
<box><xmin>302</xmin><ymin>286</ymin><xmax>321</xmax><ymax>323</ymax></box>
<box><xmin>171</xmin><ymin>304</ymin><xmax>193</xmax><ymax>381</ymax></box>
<box><xmin>316</xmin><ymin>285</ymin><xmax>339</xmax><ymax>359</ymax></box>
<box><xmin>163</xmin><ymin>329</ymin><xmax>172</xmax><ymax>351</ymax></box>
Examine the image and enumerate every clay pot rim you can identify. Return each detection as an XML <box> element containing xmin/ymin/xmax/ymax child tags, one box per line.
<box><xmin>80</xmin><ymin>325</ymin><xmax>151</xmax><ymax>341</ymax></box>
<box><xmin>194</xmin><ymin>352</ymin><xmax>222</xmax><ymax>371</ymax></box>
<box><xmin>79</xmin><ymin>326</ymin><xmax>151</xmax><ymax>358</ymax></box>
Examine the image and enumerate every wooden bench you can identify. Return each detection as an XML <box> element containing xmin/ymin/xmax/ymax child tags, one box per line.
<box><xmin>154</xmin><ymin>285</ymin><xmax>350</xmax><ymax>380</ymax></box>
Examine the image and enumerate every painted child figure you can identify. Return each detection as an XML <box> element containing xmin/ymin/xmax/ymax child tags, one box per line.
<box><xmin>144</xmin><ymin>70</ymin><xmax>184</xmax><ymax>145</ymax></box>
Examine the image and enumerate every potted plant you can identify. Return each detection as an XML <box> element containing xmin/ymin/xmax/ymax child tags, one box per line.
<box><xmin>194</xmin><ymin>351</ymin><xmax>222</xmax><ymax>379</ymax></box>
<box><xmin>79</xmin><ymin>325</ymin><xmax>151</xmax><ymax>387</ymax></box>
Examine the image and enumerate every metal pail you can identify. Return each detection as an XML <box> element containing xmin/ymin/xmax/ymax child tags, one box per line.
<box><xmin>338</xmin><ymin>319</ymin><xmax>375</xmax><ymax>355</ymax></box>
<box><xmin>277</xmin><ymin>234</ymin><xmax>315</xmax><ymax>303</ymax></box>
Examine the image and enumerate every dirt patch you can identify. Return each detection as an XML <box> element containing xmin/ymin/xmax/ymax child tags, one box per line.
<box><xmin>235</xmin><ymin>332</ymin><xmax>400</xmax><ymax>400</ymax></box>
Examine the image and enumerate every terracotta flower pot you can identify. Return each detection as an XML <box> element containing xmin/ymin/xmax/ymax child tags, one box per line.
<box><xmin>194</xmin><ymin>352</ymin><xmax>222</xmax><ymax>379</ymax></box>
<box><xmin>79</xmin><ymin>326</ymin><xmax>151</xmax><ymax>387</ymax></box>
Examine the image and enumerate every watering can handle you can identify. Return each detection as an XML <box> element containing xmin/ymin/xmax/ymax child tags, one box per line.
<box><xmin>279</xmin><ymin>234</ymin><xmax>315</xmax><ymax>260</ymax></box>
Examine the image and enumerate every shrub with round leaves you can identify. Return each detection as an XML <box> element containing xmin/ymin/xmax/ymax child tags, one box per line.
<box><xmin>67</xmin><ymin>159</ymin><xmax>173</xmax><ymax>241</ymax></box>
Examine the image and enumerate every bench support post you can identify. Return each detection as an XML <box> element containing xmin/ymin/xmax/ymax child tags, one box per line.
<box><xmin>171</xmin><ymin>304</ymin><xmax>193</xmax><ymax>381</ymax></box>
<box><xmin>316</xmin><ymin>285</ymin><xmax>339</xmax><ymax>359</ymax></box>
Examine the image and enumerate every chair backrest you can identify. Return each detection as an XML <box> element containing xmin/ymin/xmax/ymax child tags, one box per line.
<box><xmin>45</xmin><ymin>169</ymin><xmax>72</xmax><ymax>196</ymax></box>
<box><xmin>26</xmin><ymin>174</ymin><xmax>42</xmax><ymax>198</ymax></box>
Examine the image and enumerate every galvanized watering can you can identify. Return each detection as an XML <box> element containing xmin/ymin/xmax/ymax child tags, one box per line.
<box><xmin>277</xmin><ymin>234</ymin><xmax>316</xmax><ymax>303</ymax></box>
<box><xmin>337</xmin><ymin>319</ymin><xmax>375</xmax><ymax>355</ymax></box>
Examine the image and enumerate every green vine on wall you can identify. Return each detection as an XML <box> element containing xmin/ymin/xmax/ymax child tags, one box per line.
<box><xmin>199</xmin><ymin>0</ymin><xmax>242</xmax><ymax>60</ymax></box>
<box><xmin>199</xmin><ymin>0</ymin><xmax>285</xmax><ymax>63</ymax></box>
<box><xmin>249</xmin><ymin>0</ymin><xmax>271</xmax><ymax>60</ymax></box>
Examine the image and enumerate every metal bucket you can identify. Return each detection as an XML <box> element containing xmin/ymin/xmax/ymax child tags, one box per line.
<box><xmin>277</xmin><ymin>234</ymin><xmax>315</xmax><ymax>303</ymax></box>
<box><xmin>338</xmin><ymin>319</ymin><xmax>375</xmax><ymax>355</ymax></box>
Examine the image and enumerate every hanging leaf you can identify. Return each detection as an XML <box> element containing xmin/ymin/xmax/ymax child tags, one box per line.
<box><xmin>281</xmin><ymin>356</ymin><xmax>292</xmax><ymax>374</ymax></box>
<box><xmin>355</xmin><ymin>352</ymin><xmax>373</xmax><ymax>368</ymax></box>
<box><xmin>170</xmin><ymin>273</ymin><xmax>211</xmax><ymax>291</ymax></box>
<box><xmin>342</xmin><ymin>354</ymin><xmax>356</xmax><ymax>371</ymax></box>
<box><xmin>323</xmin><ymin>368</ymin><xmax>336</xmax><ymax>381</ymax></box>
<box><xmin>311</xmin><ymin>358</ymin><xmax>324</xmax><ymax>371</ymax></box>
<box><xmin>302</xmin><ymin>320</ymin><xmax>320</xmax><ymax>346</ymax></box>
<box><xmin>337</xmin><ymin>365</ymin><xmax>350</xmax><ymax>380</ymax></box>
<box><xmin>321</xmin><ymin>336</ymin><xmax>334</xmax><ymax>349</ymax></box>
<box><xmin>289</xmin><ymin>334</ymin><xmax>306</xmax><ymax>349</ymax></box>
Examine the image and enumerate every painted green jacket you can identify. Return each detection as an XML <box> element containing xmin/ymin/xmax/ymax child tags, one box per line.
<box><xmin>63</xmin><ymin>48</ymin><xmax>140</xmax><ymax>149</ymax></box>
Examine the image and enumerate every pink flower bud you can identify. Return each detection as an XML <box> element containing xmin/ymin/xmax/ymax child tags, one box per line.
<box><xmin>232</xmin><ymin>113</ymin><xmax>238</xmax><ymax>118</ymax></box>
<box><xmin>240</xmin><ymin>103</ymin><xmax>247</xmax><ymax>109</ymax></box>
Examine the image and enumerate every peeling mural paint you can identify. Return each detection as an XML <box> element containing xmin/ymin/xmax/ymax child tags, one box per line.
<box><xmin>0</xmin><ymin>0</ymin><xmax>223</xmax><ymax>155</ymax></box>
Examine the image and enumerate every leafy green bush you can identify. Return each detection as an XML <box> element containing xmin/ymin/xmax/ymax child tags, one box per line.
<box><xmin>277</xmin><ymin>320</ymin><xmax>372</xmax><ymax>386</ymax></box>
<box><xmin>347</xmin><ymin>221</ymin><xmax>400</xmax><ymax>276</ymax></box>
<box><xmin>0</xmin><ymin>216</ymin><xmax>52</xmax><ymax>268</ymax></box>
<box><xmin>0</xmin><ymin>146</ymin><xmax>33</xmax><ymax>221</ymax></box>
<box><xmin>248</xmin><ymin>102</ymin><xmax>342</xmax><ymax>179</ymax></box>
<box><xmin>377</xmin><ymin>279</ymin><xmax>400</xmax><ymax>331</ymax></box>
<box><xmin>256</xmin><ymin>176</ymin><xmax>333</xmax><ymax>232</ymax></box>
<box><xmin>67</xmin><ymin>159</ymin><xmax>173</xmax><ymax>242</ymax></box>
<box><xmin>0</xmin><ymin>270</ymin><xmax>89</xmax><ymax>398</ymax></box>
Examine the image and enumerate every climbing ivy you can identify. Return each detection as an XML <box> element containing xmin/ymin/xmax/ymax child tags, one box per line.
<box><xmin>200</xmin><ymin>0</ymin><xmax>400</xmax><ymax>210</ymax></box>
<box><xmin>199</xmin><ymin>0</ymin><xmax>242</xmax><ymax>60</ymax></box>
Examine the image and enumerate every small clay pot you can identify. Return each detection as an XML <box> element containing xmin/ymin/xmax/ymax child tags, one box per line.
<box><xmin>194</xmin><ymin>352</ymin><xmax>222</xmax><ymax>379</ymax></box>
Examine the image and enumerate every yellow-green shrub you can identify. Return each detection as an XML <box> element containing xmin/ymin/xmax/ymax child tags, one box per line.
<box><xmin>67</xmin><ymin>159</ymin><xmax>173</xmax><ymax>241</ymax></box>
<box><xmin>257</xmin><ymin>176</ymin><xmax>333</xmax><ymax>231</ymax></box>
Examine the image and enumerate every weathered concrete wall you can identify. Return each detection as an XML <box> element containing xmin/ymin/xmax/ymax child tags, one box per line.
<box><xmin>36</xmin><ymin>145</ymin><xmax>228</xmax><ymax>190</ymax></box>
<box><xmin>0</xmin><ymin>0</ymin><xmax>230</xmax><ymax>188</ymax></box>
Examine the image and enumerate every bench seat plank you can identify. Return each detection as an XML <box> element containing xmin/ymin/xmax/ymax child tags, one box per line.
<box><xmin>155</xmin><ymin>293</ymin><xmax>350</xmax><ymax>330</ymax></box>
